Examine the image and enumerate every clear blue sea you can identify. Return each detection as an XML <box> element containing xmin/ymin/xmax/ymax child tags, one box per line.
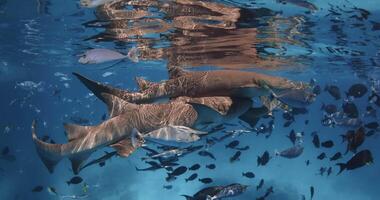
<box><xmin>1</xmin><ymin>0</ymin><xmax>380</xmax><ymax>199</ymax></box>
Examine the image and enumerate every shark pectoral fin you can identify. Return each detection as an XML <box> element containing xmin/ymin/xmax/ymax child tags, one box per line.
<box><xmin>32</xmin><ymin>120</ymin><xmax>63</xmax><ymax>174</ymax></box>
<box><xmin>100</xmin><ymin>93</ymin><xmax>139</xmax><ymax>117</ymax></box>
<box><xmin>168</xmin><ymin>66</ymin><xmax>189</xmax><ymax>79</ymax></box>
<box><xmin>64</xmin><ymin>123</ymin><xmax>90</xmax><ymax>142</ymax></box>
<box><xmin>69</xmin><ymin>152</ymin><xmax>93</xmax><ymax>175</ymax></box>
<box><xmin>135</xmin><ymin>77</ymin><xmax>154</xmax><ymax>92</ymax></box>
<box><xmin>110</xmin><ymin>138</ymin><xmax>139</xmax><ymax>157</ymax></box>
<box><xmin>187</xmin><ymin>102</ymin><xmax>223</xmax><ymax>123</ymax></box>
<box><xmin>239</xmin><ymin>111</ymin><xmax>260</xmax><ymax>129</ymax></box>
<box><xmin>180</xmin><ymin>195</ymin><xmax>194</xmax><ymax>200</ymax></box>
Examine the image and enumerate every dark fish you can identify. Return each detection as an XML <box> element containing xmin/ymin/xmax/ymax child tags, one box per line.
<box><xmin>365</xmin><ymin>106</ymin><xmax>377</xmax><ymax>117</ymax></box>
<box><xmin>66</xmin><ymin>176</ymin><xmax>83</xmax><ymax>185</ymax></box>
<box><xmin>321</xmin><ymin>140</ymin><xmax>334</xmax><ymax>148</ymax></box>
<box><xmin>257</xmin><ymin>179</ymin><xmax>264</xmax><ymax>190</ymax></box>
<box><xmin>1</xmin><ymin>146</ymin><xmax>9</xmax><ymax>155</ymax></box>
<box><xmin>230</xmin><ymin>151</ymin><xmax>241</xmax><ymax>163</ymax></box>
<box><xmin>80</xmin><ymin>151</ymin><xmax>117</xmax><ymax>171</ymax></box>
<box><xmin>321</xmin><ymin>103</ymin><xmax>337</xmax><ymax>115</ymax></box>
<box><xmin>50</xmin><ymin>139</ymin><xmax>56</xmax><ymax>144</ymax></box>
<box><xmin>41</xmin><ymin>135</ymin><xmax>50</xmax><ymax>142</ymax></box>
<box><xmin>235</xmin><ymin>145</ymin><xmax>250</xmax><ymax>151</ymax></box>
<box><xmin>189</xmin><ymin>164</ymin><xmax>200</xmax><ymax>171</ymax></box>
<box><xmin>340</xmin><ymin>130</ymin><xmax>355</xmax><ymax>143</ymax></box>
<box><xmin>317</xmin><ymin>153</ymin><xmax>326</xmax><ymax>160</ymax></box>
<box><xmin>206</xmin><ymin>164</ymin><xmax>216</xmax><ymax>169</ymax></box>
<box><xmin>312</xmin><ymin>132</ymin><xmax>320</xmax><ymax>148</ymax></box>
<box><xmin>366</xmin><ymin>130</ymin><xmax>376</xmax><ymax>137</ymax></box>
<box><xmin>318</xmin><ymin>167</ymin><xmax>326</xmax><ymax>176</ymax></box>
<box><xmin>325</xmin><ymin>85</ymin><xmax>341</xmax><ymax>100</ymax></box>
<box><xmin>346</xmin><ymin>126</ymin><xmax>366</xmax><ymax>154</ymax></box>
<box><xmin>305</xmin><ymin>120</ymin><xmax>309</xmax><ymax>125</ymax></box>
<box><xmin>226</xmin><ymin>140</ymin><xmax>240</xmax><ymax>149</ymax></box>
<box><xmin>313</xmin><ymin>85</ymin><xmax>321</xmax><ymax>95</ymax></box>
<box><xmin>342</xmin><ymin>102</ymin><xmax>359</xmax><ymax>118</ymax></box>
<box><xmin>337</xmin><ymin>149</ymin><xmax>373</xmax><ymax>174</ymax></box>
<box><xmin>168</xmin><ymin>166</ymin><xmax>187</xmax><ymax>177</ymax></box>
<box><xmin>287</xmin><ymin>129</ymin><xmax>297</xmax><ymax>145</ymax></box>
<box><xmin>310</xmin><ymin>186</ymin><xmax>314</xmax><ymax>200</ymax></box>
<box><xmin>163</xmin><ymin>185</ymin><xmax>173</xmax><ymax>190</ymax></box>
<box><xmin>198</xmin><ymin>150</ymin><xmax>216</xmax><ymax>160</ymax></box>
<box><xmin>282</xmin><ymin>112</ymin><xmax>294</xmax><ymax>121</ymax></box>
<box><xmin>330</xmin><ymin>152</ymin><xmax>342</xmax><ymax>161</ymax></box>
<box><xmin>198</xmin><ymin>178</ymin><xmax>213</xmax><ymax>184</ymax></box>
<box><xmin>327</xmin><ymin>167</ymin><xmax>332</xmax><ymax>176</ymax></box>
<box><xmin>275</xmin><ymin>145</ymin><xmax>304</xmax><ymax>158</ymax></box>
<box><xmin>365</xmin><ymin>122</ymin><xmax>379</xmax><ymax>129</ymax></box>
<box><xmin>346</xmin><ymin>84</ymin><xmax>367</xmax><ymax>98</ymax></box>
<box><xmin>306</xmin><ymin>160</ymin><xmax>310</xmax><ymax>166</ymax></box>
<box><xmin>185</xmin><ymin>173</ymin><xmax>198</xmax><ymax>182</ymax></box>
<box><xmin>32</xmin><ymin>186</ymin><xmax>43</xmax><ymax>192</ymax></box>
<box><xmin>257</xmin><ymin>151</ymin><xmax>270</xmax><ymax>166</ymax></box>
<box><xmin>242</xmin><ymin>172</ymin><xmax>255</xmax><ymax>178</ymax></box>
<box><xmin>368</xmin><ymin>91</ymin><xmax>380</xmax><ymax>107</ymax></box>
<box><xmin>101</xmin><ymin>113</ymin><xmax>107</xmax><ymax>120</ymax></box>
<box><xmin>283</xmin><ymin>120</ymin><xmax>293</xmax><ymax>127</ymax></box>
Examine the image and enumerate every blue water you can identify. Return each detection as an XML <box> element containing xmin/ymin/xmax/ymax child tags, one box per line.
<box><xmin>1</xmin><ymin>0</ymin><xmax>380</xmax><ymax>199</ymax></box>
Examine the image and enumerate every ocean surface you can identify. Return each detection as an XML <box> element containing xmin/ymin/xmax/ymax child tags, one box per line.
<box><xmin>1</xmin><ymin>0</ymin><xmax>380</xmax><ymax>199</ymax></box>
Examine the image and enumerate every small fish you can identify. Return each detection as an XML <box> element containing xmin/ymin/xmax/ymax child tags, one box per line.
<box><xmin>318</xmin><ymin>167</ymin><xmax>326</xmax><ymax>176</ymax></box>
<box><xmin>310</xmin><ymin>186</ymin><xmax>314</xmax><ymax>200</ymax></box>
<box><xmin>321</xmin><ymin>103</ymin><xmax>338</xmax><ymax>115</ymax></box>
<box><xmin>342</xmin><ymin>102</ymin><xmax>359</xmax><ymax>118</ymax></box>
<box><xmin>163</xmin><ymin>185</ymin><xmax>173</xmax><ymax>190</ymax></box>
<box><xmin>306</xmin><ymin>160</ymin><xmax>310</xmax><ymax>166</ymax></box>
<box><xmin>346</xmin><ymin>84</ymin><xmax>367</xmax><ymax>98</ymax></box>
<box><xmin>230</xmin><ymin>151</ymin><xmax>241</xmax><ymax>163</ymax></box>
<box><xmin>189</xmin><ymin>164</ymin><xmax>200</xmax><ymax>171</ymax></box>
<box><xmin>325</xmin><ymin>85</ymin><xmax>341</xmax><ymax>100</ymax></box>
<box><xmin>321</xmin><ymin>140</ymin><xmax>334</xmax><ymax>148</ymax></box>
<box><xmin>365</xmin><ymin>122</ymin><xmax>379</xmax><ymax>130</ymax></box>
<box><xmin>337</xmin><ymin>149</ymin><xmax>373</xmax><ymax>174</ymax></box>
<box><xmin>185</xmin><ymin>173</ymin><xmax>198</xmax><ymax>182</ymax></box>
<box><xmin>78</xmin><ymin>48</ymin><xmax>127</xmax><ymax>64</ymax></box>
<box><xmin>242</xmin><ymin>172</ymin><xmax>255</xmax><ymax>178</ymax></box>
<box><xmin>198</xmin><ymin>150</ymin><xmax>216</xmax><ymax>160</ymax></box>
<box><xmin>257</xmin><ymin>179</ymin><xmax>264</xmax><ymax>190</ymax></box>
<box><xmin>287</xmin><ymin>129</ymin><xmax>297</xmax><ymax>145</ymax></box>
<box><xmin>330</xmin><ymin>152</ymin><xmax>342</xmax><ymax>161</ymax></box>
<box><xmin>327</xmin><ymin>167</ymin><xmax>332</xmax><ymax>176</ymax></box>
<box><xmin>257</xmin><ymin>151</ymin><xmax>271</xmax><ymax>166</ymax></box>
<box><xmin>32</xmin><ymin>185</ymin><xmax>43</xmax><ymax>192</ymax></box>
<box><xmin>283</xmin><ymin>120</ymin><xmax>293</xmax><ymax>127</ymax></box>
<box><xmin>305</xmin><ymin>120</ymin><xmax>309</xmax><ymax>125</ymax></box>
<box><xmin>47</xmin><ymin>186</ymin><xmax>57</xmax><ymax>196</ymax></box>
<box><xmin>206</xmin><ymin>164</ymin><xmax>216</xmax><ymax>169</ymax></box>
<box><xmin>275</xmin><ymin>145</ymin><xmax>304</xmax><ymax>159</ymax></box>
<box><xmin>225</xmin><ymin>140</ymin><xmax>239</xmax><ymax>149</ymax></box>
<box><xmin>346</xmin><ymin>126</ymin><xmax>366</xmax><ymax>154</ymax></box>
<box><xmin>41</xmin><ymin>135</ymin><xmax>50</xmax><ymax>142</ymax></box>
<box><xmin>67</xmin><ymin>176</ymin><xmax>83</xmax><ymax>185</ymax></box>
<box><xmin>312</xmin><ymin>132</ymin><xmax>320</xmax><ymax>148</ymax></box>
<box><xmin>198</xmin><ymin>178</ymin><xmax>213</xmax><ymax>184</ymax></box>
<box><xmin>317</xmin><ymin>153</ymin><xmax>326</xmax><ymax>160</ymax></box>
<box><xmin>168</xmin><ymin>166</ymin><xmax>187</xmax><ymax>178</ymax></box>
<box><xmin>235</xmin><ymin>145</ymin><xmax>250</xmax><ymax>151</ymax></box>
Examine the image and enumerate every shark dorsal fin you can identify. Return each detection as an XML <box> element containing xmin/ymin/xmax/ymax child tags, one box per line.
<box><xmin>110</xmin><ymin>138</ymin><xmax>138</xmax><ymax>157</ymax></box>
<box><xmin>168</xmin><ymin>66</ymin><xmax>188</xmax><ymax>79</ymax></box>
<box><xmin>135</xmin><ymin>77</ymin><xmax>154</xmax><ymax>92</ymax></box>
<box><xmin>101</xmin><ymin>93</ymin><xmax>139</xmax><ymax>117</ymax></box>
<box><xmin>64</xmin><ymin>123</ymin><xmax>90</xmax><ymax>142</ymax></box>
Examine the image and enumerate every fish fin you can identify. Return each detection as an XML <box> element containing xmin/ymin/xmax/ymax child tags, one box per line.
<box><xmin>110</xmin><ymin>138</ymin><xmax>139</xmax><ymax>157</ymax></box>
<box><xmin>336</xmin><ymin>163</ymin><xmax>346</xmax><ymax>175</ymax></box>
<box><xmin>131</xmin><ymin>128</ymin><xmax>145</xmax><ymax>148</ymax></box>
<box><xmin>180</xmin><ymin>195</ymin><xmax>194</xmax><ymax>200</ymax></box>
<box><xmin>69</xmin><ymin>152</ymin><xmax>93</xmax><ymax>174</ymax></box>
<box><xmin>31</xmin><ymin>120</ymin><xmax>63</xmax><ymax>174</ymax></box>
<box><xmin>187</xmin><ymin>102</ymin><xmax>223</xmax><ymax>122</ymax></box>
<box><xmin>72</xmin><ymin>72</ymin><xmax>133</xmax><ymax>104</ymax></box>
<box><xmin>100</xmin><ymin>59</ymin><xmax>125</xmax><ymax>70</ymax></box>
<box><xmin>168</xmin><ymin>66</ymin><xmax>188</xmax><ymax>79</ymax></box>
<box><xmin>238</xmin><ymin>108</ymin><xmax>265</xmax><ymax>128</ymax></box>
<box><xmin>100</xmin><ymin>93</ymin><xmax>139</xmax><ymax>117</ymax></box>
<box><xmin>274</xmin><ymin>149</ymin><xmax>280</xmax><ymax>156</ymax></box>
<box><xmin>63</xmin><ymin>123</ymin><xmax>90</xmax><ymax>142</ymax></box>
<box><xmin>135</xmin><ymin>77</ymin><xmax>154</xmax><ymax>92</ymax></box>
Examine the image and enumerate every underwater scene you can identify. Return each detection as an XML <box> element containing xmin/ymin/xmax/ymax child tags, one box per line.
<box><xmin>1</xmin><ymin>0</ymin><xmax>380</xmax><ymax>199</ymax></box>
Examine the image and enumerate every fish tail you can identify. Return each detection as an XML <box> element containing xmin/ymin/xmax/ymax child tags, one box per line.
<box><xmin>336</xmin><ymin>163</ymin><xmax>346</xmax><ymax>175</ymax></box>
<box><xmin>32</xmin><ymin>120</ymin><xmax>63</xmax><ymax>174</ymax></box>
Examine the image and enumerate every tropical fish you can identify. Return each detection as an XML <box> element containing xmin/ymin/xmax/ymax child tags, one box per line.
<box><xmin>66</xmin><ymin>176</ymin><xmax>83</xmax><ymax>185</ymax></box>
<box><xmin>242</xmin><ymin>172</ymin><xmax>255</xmax><ymax>178</ymax></box>
<box><xmin>189</xmin><ymin>164</ymin><xmax>201</xmax><ymax>171</ymax></box>
<box><xmin>321</xmin><ymin>140</ymin><xmax>334</xmax><ymax>148</ymax></box>
<box><xmin>330</xmin><ymin>152</ymin><xmax>342</xmax><ymax>161</ymax></box>
<box><xmin>275</xmin><ymin>145</ymin><xmax>304</xmax><ymax>159</ymax></box>
<box><xmin>256</xmin><ymin>179</ymin><xmax>264</xmax><ymax>190</ymax></box>
<box><xmin>206</xmin><ymin>164</ymin><xmax>216</xmax><ymax>169</ymax></box>
<box><xmin>337</xmin><ymin>150</ymin><xmax>373</xmax><ymax>174</ymax></box>
<box><xmin>225</xmin><ymin>140</ymin><xmax>239</xmax><ymax>149</ymax></box>
<box><xmin>346</xmin><ymin>84</ymin><xmax>367</xmax><ymax>98</ymax></box>
<box><xmin>230</xmin><ymin>151</ymin><xmax>241</xmax><ymax>163</ymax></box>
<box><xmin>199</xmin><ymin>178</ymin><xmax>213</xmax><ymax>184</ymax></box>
<box><xmin>185</xmin><ymin>173</ymin><xmax>198</xmax><ymax>182</ymax></box>
<box><xmin>257</xmin><ymin>151</ymin><xmax>270</xmax><ymax>166</ymax></box>
<box><xmin>325</xmin><ymin>85</ymin><xmax>341</xmax><ymax>100</ymax></box>
<box><xmin>317</xmin><ymin>153</ymin><xmax>326</xmax><ymax>160</ymax></box>
<box><xmin>198</xmin><ymin>151</ymin><xmax>216</xmax><ymax>160</ymax></box>
<box><xmin>78</xmin><ymin>48</ymin><xmax>127</xmax><ymax>64</ymax></box>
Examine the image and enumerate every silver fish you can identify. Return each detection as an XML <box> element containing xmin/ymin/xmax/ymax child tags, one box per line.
<box><xmin>78</xmin><ymin>49</ymin><xmax>127</xmax><ymax>64</ymax></box>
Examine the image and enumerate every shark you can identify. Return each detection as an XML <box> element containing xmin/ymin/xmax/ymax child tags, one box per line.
<box><xmin>72</xmin><ymin>67</ymin><xmax>314</xmax><ymax>107</ymax></box>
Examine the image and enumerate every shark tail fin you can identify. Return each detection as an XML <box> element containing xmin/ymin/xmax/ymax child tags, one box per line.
<box><xmin>135</xmin><ymin>77</ymin><xmax>154</xmax><ymax>92</ymax></box>
<box><xmin>180</xmin><ymin>195</ymin><xmax>194</xmax><ymax>200</ymax></box>
<box><xmin>72</xmin><ymin>72</ymin><xmax>132</xmax><ymax>104</ymax></box>
<box><xmin>31</xmin><ymin>120</ymin><xmax>63</xmax><ymax>174</ymax></box>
